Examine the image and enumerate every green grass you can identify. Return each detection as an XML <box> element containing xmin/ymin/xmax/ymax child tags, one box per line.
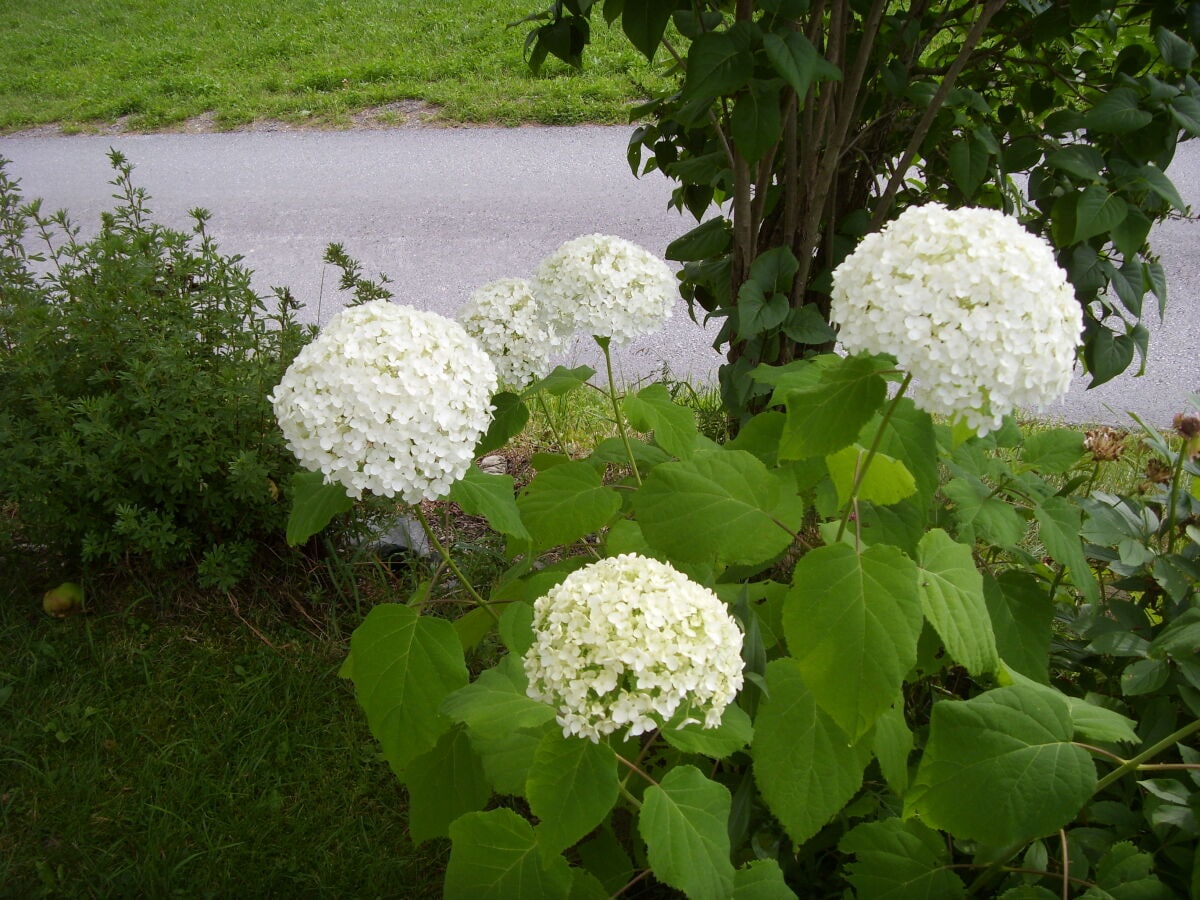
<box><xmin>0</xmin><ymin>578</ymin><xmax>445</xmax><ymax>897</ymax></box>
<box><xmin>0</xmin><ymin>0</ymin><xmax>670</xmax><ymax>132</ymax></box>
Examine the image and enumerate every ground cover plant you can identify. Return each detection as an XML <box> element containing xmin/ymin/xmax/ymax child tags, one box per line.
<box><xmin>0</xmin><ymin>153</ymin><xmax>311</xmax><ymax>588</ymax></box>
<box><xmin>0</xmin><ymin>0</ymin><xmax>669</xmax><ymax>131</ymax></box>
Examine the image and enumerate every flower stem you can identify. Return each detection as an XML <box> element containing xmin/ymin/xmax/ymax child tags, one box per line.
<box><xmin>413</xmin><ymin>504</ymin><xmax>500</xmax><ymax>622</ymax></box>
<box><xmin>1163</xmin><ymin>437</ymin><xmax>1187</xmax><ymax>555</ymax></box>
<box><xmin>616</xmin><ymin>779</ymin><xmax>643</xmax><ymax>810</ymax></box>
<box><xmin>534</xmin><ymin>392</ymin><xmax>570</xmax><ymax>456</ymax></box>
<box><xmin>597</xmin><ymin>336</ymin><xmax>642</xmax><ymax>485</ymax></box>
<box><xmin>615</xmin><ymin>750</ymin><xmax>659</xmax><ymax>788</ymax></box>
<box><xmin>835</xmin><ymin>373</ymin><xmax>913</xmax><ymax>543</ymax></box>
<box><xmin>1093</xmin><ymin>717</ymin><xmax>1200</xmax><ymax>794</ymax></box>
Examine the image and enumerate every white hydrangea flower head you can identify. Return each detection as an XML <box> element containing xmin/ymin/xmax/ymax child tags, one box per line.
<box><xmin>524</xmin><ymin>554</ymin><xmax>745</xmax><ymax>743</ymax></box>
<box><xmin>830</xmin><ymin>203</ymin><xmax>1082</xmax><ymax>434</ymax></box>
<box><xmin>532</xmin><ymin>233</ymin><xmax>677</xmax><ymax>344</ymax></box>
<box><xmin>457</xmin><ymin>278</ymin><xmax>564</xmax><ymax>390</ymax></box>
<box><xmin>269</xmin><ymin>301</ymin><xmax>497</xmax><ymax>502</ymax></box>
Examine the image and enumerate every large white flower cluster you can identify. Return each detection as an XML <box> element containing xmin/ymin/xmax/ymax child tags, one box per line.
<box><xmin>457</xmin><ymin>278</ymin><xmax>563</xmax><ymax>390</ymax></box>
<box><xmin>533</xmin><ymin>233</ymin><xmax>677</xmax><ymax>344</ymax></box>
<box><xmin>830</xmin><ymin>204</ymin><xmax>1082</xmax><ymax>434</ymax></box>
<box><xmin>270</xmin><ymin>301</ymin><xmax>497</xmax><ymax>502</ymax></box>
<box><xmin>524</xmin><ymin>554</ymin><xmax>745</xmax><ymax>742</ymax></box>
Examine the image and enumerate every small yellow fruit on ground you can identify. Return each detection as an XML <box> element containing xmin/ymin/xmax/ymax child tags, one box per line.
<box><xmin>43</xmin><ymin>582</ymin><xmax>84</xmax><ymax>618</ymax></box>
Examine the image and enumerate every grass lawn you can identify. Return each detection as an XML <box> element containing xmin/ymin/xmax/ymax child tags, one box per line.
<box><xmin>0</xmin><ymin>0</ymin><xmax>668</xmax><ymax>132</ymax></box>
<box><xmin>0</xmin><ymin>576</ymin><xmax>448</xmax><ymax>897</ymax></box>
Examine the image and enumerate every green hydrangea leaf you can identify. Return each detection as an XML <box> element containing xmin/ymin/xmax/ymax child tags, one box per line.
<box><xmin>523</xmin><ymin>365</ymin><xmax>596</xmax><ymax>397</ymax></box>
<box><xmin>1035</xmin><ymin>496</ymin><xmax>1100</xmax><ymax>603</ymax></box>
<box><xmin>634</xmin><ymin>449</ymin><xmax>806</xmax><ymax>567</ymax></box>
<box><xmin>473</xmin><ymin>726</ymin><xmax>549</xmax><ymax>798</ymax></box>
<box><xmin>527</xmin><ymin>730</ymin><xmax>619</xmax><ymax>855</ymax></box>
<box><xmin>405</xmin><ymin>724</ymin><xmax>491</xmax><ymax>844</ymax></box>
<box><xmin>345</xmin><ymin>603</ymin><xmax>468</xmax><ymax>774</ymax></box>
<box><xmin>450</xmin><ymin>465</ymin><xmax>531</xmax><ymax>542</ymax></box>
<box><xmin>779</xmin><ymin>354</ymin><xmax>890</xmax><ymax>459</ymax></box>
<box><xmin>876</xmin><ymin>398</ymin><xmax>939</xmax><ymax>508</ymax></box>
<box><xmin>872</xmin><ymin>702</ymin><xmax>914</xmax><ymax>797</ymax></box>
<box><xmin>477</xmin><ymin>391</ymin><xmax>529</xmax><ymax>455</ymax></box>
<box><xmin>662</xmin><ymin>702</ymin><xmax>754</xmax><ymax>758</ymax></box>
<box><xmin>984</xmin><ymin>571</ymin><xmax>1053</xmax><ymax>683</ymax></box>
<box><xmin>441</xmin><ymin>655</ymin><xmax>556</xmax><ymax>739</ymax></box>
<box><xmin>443</xmin><ymin>656</ymin><xmax>554</xmax><ymax>795</ymax></box>
<box><xmin>622</xmin><ymin>382</ymin><xmax>702</xmax><ymax>460</ymax></box>
<box><xmin>639</xmin><ymin>765</ymin><xmax>735</xmax><ymax>900</ymax></box>
<box><xmin>827</xmin><ymin>444</ymin><xmax>916</xmax><ymax>508</ymax></box>
<box><xmin>840</xmin><ymin>818</ymin><xmax>966</xmax><ymax>899</ymax></box>
<box><xmin>1003</xmin><ymin>670</ymin><xmax>1139</xmax><ymax>745</ymax></box>
<box><xmin>907</xmin><ymin>685</ymin><xmax>1097</xmax><ymax>845</ymax></box>
<box><xmin>752</xmin><ymin>659</ymin><xmax>872</xmax><ymax>845</ymax></box>
<box><xmin>1020</xmin><ymin>428</ymin><xmax>1086</xmax><ymax>474</ymax></box>
<box><xmin>917</xmin><ymin>529</ymin><xmax>1000</xmax><ymax>676</ymax></box>
<box><xmin>785</xmin><ymin>543</ymin><xmax>923</xmax><ymax>739</ymax></box>
<box><xmin>732</xmin><ymin>859</ymin><xmax>798</xmax><ymax>899</ymax></box>
<box><xmin>517</xmin><ymin>460</ymin><xmax>620</xmax><ymax>552</ymax></box>
<box><xmin>286</xmin><ymin>469</ymin><xmax>353</xmax><ymax>546</ymax></box>
<box><xmin>943</xmin><ymin>474</ymin><xmax>1026</xmax><ymax>548</ymax></box>
<box><xmin>446</xmin><ymin>808</ymin><xmax>574</xmax><ymax>899</ymax></box>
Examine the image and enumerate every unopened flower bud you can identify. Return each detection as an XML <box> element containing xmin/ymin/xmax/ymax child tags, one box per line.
<box><xmin>1174</xmin><ymin>412</ymin><xmax>1200</xmax><ymax>439</ymax></box>
<box><xmin>1172</xmin><ymin>412</ymin><xmax>1200</xmax><ymax>459</ymax></box>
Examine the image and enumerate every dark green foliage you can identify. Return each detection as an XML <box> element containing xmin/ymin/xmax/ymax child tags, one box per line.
<box><xmin>522</xmin><ymin>1</ymin><xmax>1200</xmax><ymax>416</ymax></box>
<box><xmin>0</xmin><ymin>152</ymin><xmax>312</xmax><ymax>586</ymax></box>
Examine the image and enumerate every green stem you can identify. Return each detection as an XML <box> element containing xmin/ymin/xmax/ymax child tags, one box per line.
<box><xmin>615</xmin><ymin>751</ymin><xmax>659</xmax><ymax>788</ymax></box>
<box><xmin>534</xmin><ymin>392</ymin><xmax>571</xmax><ymax>456</ymax></box>
<box><xmin>597</xmin><ymin>336</ymin><xmax>642</xmax><ymax>486</ymax></box>
<box><xmin>616</xmin><ymin>780</ymin><xmax>643</xmax><ymax>810</ymax></box>
<box><xmin>835</xmin><ymin>373</ymin><xmax>913</xmax><ymax>542</ymax></box>
<box><xmin>1072</xmin><ymin>741</ymin><xmax>1126</xmax><ymax>765</ymax></box>
<box><xmin>1093</xmin><ymin>718</ymin><xmax>1200</xmax><ymax>794</ymax></box>
<box><xmin>1163</xmin><ymin>439</ymin><xmax>1187</xmax><ymax>555</ymax></box>
<box><xmin>413</xmin><ymin>505</ymin><xmax>500</xmax><ymax>623</ymax></box>
<box><xmin>1136</xmin><ymin>763</ymin><xmax>1200</xmax><ymax>772</ymax></box>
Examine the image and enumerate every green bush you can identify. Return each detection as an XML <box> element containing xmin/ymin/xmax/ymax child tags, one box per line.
<box><xmin>0</xmin><ymin>151</ymin><xmax>313</xmax><ymax>587</ymax></box>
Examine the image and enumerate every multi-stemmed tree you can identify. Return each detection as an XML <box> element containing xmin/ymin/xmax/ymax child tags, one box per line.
<box><xmin>521</xmin><ymin>0</ymin><xmax>1200</xmax><ymax>415</ymax></box>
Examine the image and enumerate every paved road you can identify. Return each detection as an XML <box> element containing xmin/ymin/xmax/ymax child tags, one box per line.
<box><xmin>1</xmin><ymin>126</ymin><xmax>1196</xmax><ymax>425</ymax></box>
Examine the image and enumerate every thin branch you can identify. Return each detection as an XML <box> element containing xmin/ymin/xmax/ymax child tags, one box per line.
<box><xmin>870</xmin><ymin>0</ymin><xmax>1007</xmax><ymax>231</ymax></box>
<box><xmin>1059</xmin><ymin>829</ymin><xmax>1070</xmax><ymax>900</ymax></box>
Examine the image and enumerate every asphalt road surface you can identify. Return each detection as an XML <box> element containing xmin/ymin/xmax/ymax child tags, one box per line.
<box><xmin>1</xmin><ymin>125</ymin><xmax>1196</xmax><ymax>425</ymax></box>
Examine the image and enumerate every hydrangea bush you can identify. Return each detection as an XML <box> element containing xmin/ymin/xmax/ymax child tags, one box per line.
<box><xmin>289</xmin><ymin>211</ymin><xmax>1200</xmax><ymax>898</ymax></box>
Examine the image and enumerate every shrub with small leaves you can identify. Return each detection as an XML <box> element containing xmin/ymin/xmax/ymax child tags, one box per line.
<box><xmin>0</xmin><ymin>152</ymin><xmax>312</xmax><ymax>587</ymax></box>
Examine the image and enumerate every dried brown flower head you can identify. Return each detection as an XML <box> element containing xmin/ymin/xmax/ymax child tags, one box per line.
<box><xmin>1084</xmin><ymin>426</ymin><xmax>1126</xmax><ymax>462</ymax></box>
<box><xmin>1146</xmin><ymin>458</ymin><xmax>1174</xmax><ymax>485</ymax></box>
